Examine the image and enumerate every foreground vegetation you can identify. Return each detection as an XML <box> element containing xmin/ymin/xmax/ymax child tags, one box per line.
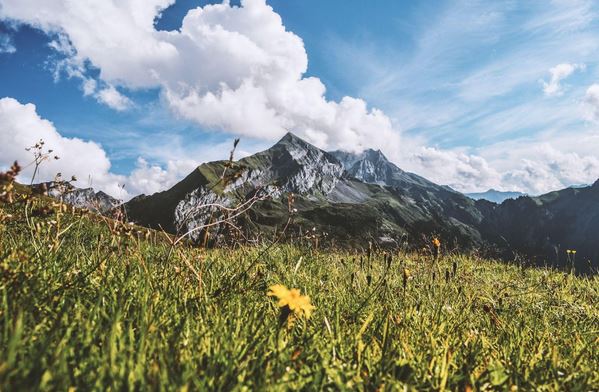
<box><xmin>0</xmin><ymin>192</ymin><xmax>598</xmax><ymax>390</ymax></box>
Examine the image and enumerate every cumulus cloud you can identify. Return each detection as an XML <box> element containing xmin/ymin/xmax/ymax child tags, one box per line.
<box><xmin>0</xmin><ymin>0</ymin><xmax>400</xmax><ymax>152</ymax></box>
<box><xmin>499</xmin><ymin>144</ymin><xmax>599</xmax><ymax>194</ymax></box>
<box><xmin>398</xmin><ymin>139</ymin><xmax>599</xmax><ymax>195</ymax></box>
<box><xmin>0</xmin><ymin>32</ymin><xmax>15</xmax><ymax>53</ymax></box>
<box><xmin>0</xmin><ymin>97</ymin><xmax>128</xmax><ymax>197</ymax></box>
<box><xmin>127</xmin><ymin>157</ymin><xmax>197</xmax><ymax>195</ymax></box>
<box><xmin>541</xmin><ymin>63</ymin><xmax>585</xmax><ymax>96</ymax></box>
<box><xmin>95</xmin><ymin>85</ymin><xmax>133</xmax><ymax>111</ymax></box>
<box><xmin>401</xmin><ymin>147</ymin><xmax>502</xmax><ymax>192</ymax></box>
<box><xmin>405</xmin><ymin>141</ymin><xmax>599</xmax><ymax>195</ymax></box>
<box><xmin>0</xmin><ymin>97</ymin><xmax>198</xmax><ymax>199</ymax></box>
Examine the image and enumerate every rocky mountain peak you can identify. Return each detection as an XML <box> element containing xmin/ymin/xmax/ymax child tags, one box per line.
<box><xmin>329</xmin><ymin>148</ymin><xmax>440</xmax><ymax>190</ymax></box>
<box><xmin>271</xmin><ymin>132</ymin><xmax>339</xmax><ymax>163</ymax></box>
<box><xmin>276</xmin><ymin>131</ymin><xmax>306</xmax><ymax>144</ymax></box>
<box><xmin>36</xmin><ymin>181</ymin><xmax>119</xmax><ymax>213</ymax></box>
<box><xmin>263</xmin><ymin>132</ymin><xmax>344</xmax><ymax>195</ymax></box>
<box><xmin>273</xmin><ymin>132</ymin><xmax>319</xmax><ymax>154</ymax></box>
<box><xmin>362</xmin><ymin>148</ymin><xmax>388</xmax><ymax>164</ymax></box>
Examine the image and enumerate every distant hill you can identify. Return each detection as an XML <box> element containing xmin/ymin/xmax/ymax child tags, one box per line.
<box><xmin>466</xmin><ymin>189</ymin><xmax>526</xmax><ymax>203</ymax></box>
<box><xmin>477</xmin><ymin>181</ymin><xmax>599</xmax><ymax>271</ymax></box>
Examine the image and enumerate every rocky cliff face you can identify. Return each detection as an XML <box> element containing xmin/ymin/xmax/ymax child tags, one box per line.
<box><xmin>37</xmin><ymin>182</ymin><xmax>119</xmax><ymax>214</ymax></box>
<box><xmin>335</xmin><ymin>149</ymin><xmax>390</xmax><ymax>185</ymax></box>
<box><xmin>330</xmin><ymin>148</ymin><xmax>447</xmax><ymax>190</ymax></box>
<box><xmin>251</xmin><ymin>132</ymin><xmax>345</xmax><ymax>196</ymax></box>
<box><xmin>125</xmin><ymin>133</ymin><xmax>346</xmax><ymax>239</ymax></box>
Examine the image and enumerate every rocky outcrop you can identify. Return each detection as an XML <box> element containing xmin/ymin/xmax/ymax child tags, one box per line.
<box><xmin>330</xmin><ymin>148</ymin><xmax>446</xmax><ymax>190</ymax></box>
<box><xmin>36</xmin><ymin>182</ymin><xmax>119</xmax><ymax>214</ymax></box>
<box><xmin>125</xmin><ymin>132</ymin><xmax>346</xmax><ymax>237</ymax></box>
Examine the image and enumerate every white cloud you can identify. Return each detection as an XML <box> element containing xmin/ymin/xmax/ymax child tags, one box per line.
<box><xmin>48</xmin><ymin>35</ymin><xmax>134</xmax><ymax>111</ymax></box>
<box><xmin>583</xmin><ymin>83</ymin><xmax>599</xmax><ymax>122</ymax></box>
<box><xmin>82</xmin><ymin>78</ymin><xmax>97</xmax><ymax>96</ymax></box>
<box><xmin>0</xmin><ymin>96</ymin><xmax>205</xmax><ymax>199</ymax></box>
<box><xmin>0</xmin><ymin>0</ymin><xmax>400</xmax><ymax>153</ymax></box>
<box><xmin>127</xmin><ymin>157</ymin><xmax>197</xmax><ymax>195</ymax></box>
<box><xmin>399</xmin><ymin>146</ymin><xmax>502</xmax><ymax>192</ymax></box>
<box><xmin>406</xmin><ymin>140</ymin><xmax>599</xmax><ymax>195</ymax></box>
<box><xmin>0</xmin><ymin>97</ymin><xmax>127</xmax><ymax>197</ymax></box>
<box><xmin>0</xmin><ymin>32</ymin><xmax>15</xmax><ymax>53</ymax></box>
<box><xmin>498</xmin><ymin>144</ymin><xmax>599</xmax><ymax>194</ymax></box>
<box><xmin>541</xmin><ymin>63</ymin><xmax>585</xmax><ymax>96</ymax></box>
<box><xmin>95</xmin><ymin>85</ymin><xmax>133</xmax><ymax>111</ymax></box>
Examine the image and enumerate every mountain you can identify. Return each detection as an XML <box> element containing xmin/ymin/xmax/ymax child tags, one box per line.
<box><xmin>330</xmin><ymin>148</ymin><xmax>443</xmax><ymax>190</ymax></box>
<box><xmin>466</xmin><ymin>189</ymin><xmax>526</xmax><ymax>203</ymax></box>
<box><xmin>328</xmin><ymin>147</ymin><xmax>485</xmax><ymax>239</ymax></box>
<box><xmin>125</xmin><ymin>133</ymin><xmax>485</xmax><ymax>247</ymax></box>
<box><xmin>35</xmin><ymin>181</ymin><xmax>119</xmax><ymax>214</ymax></box>
<box><xmin>477</xmin><ymin>181</ymin><xmax>599</xmax><ymax>272</ymax></box>
<box><xmin>122</xmin><ymin>132</ymin><xmax>598</xmax><ymax>272</ymax></box>
<box><xmin>125</xmin><ymin>133</ymin><xmax>345</xmax><ymax>240</ymax></box>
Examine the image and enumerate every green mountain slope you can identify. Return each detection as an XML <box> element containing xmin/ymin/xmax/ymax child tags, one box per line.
<box><xmin>478</xmin><ymin>181</ymin><xmax>599</xmax><ymax>272</ymax></box>
<box><xmin>125</xmin><ymin>133</ymin><xmax>486</xmax><ymax>248</ymax></box>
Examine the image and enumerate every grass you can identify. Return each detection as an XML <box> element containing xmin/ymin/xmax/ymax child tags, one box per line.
<box><xmin>0</xmin><ymin>193</ymin><xmax>598</xmax><ymax>391</ymax></box>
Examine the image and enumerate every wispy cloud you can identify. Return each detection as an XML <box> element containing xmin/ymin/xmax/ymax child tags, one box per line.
<box><xmin>324</xmin><ymin>0</ymin><xmax>599</xmax><ymax>192</ymax></box>
<box><xmin>583</xmin><ymin>84</ymin><xmax>599</xmax><ymax>122</ymax></box>
<box><xmin>0</xmin><ymin>32</ymin><xmax>15</xmax><ymax>53</ymax></box>
<box><xmin>1</xmin><ymin>0</ymin><xmax>598</xmax><ymax>195</ymax></box>
<box><xmin>541</xmin><ymin>63</ymin><xmax>585</xmax><ymax>96</ymax></box>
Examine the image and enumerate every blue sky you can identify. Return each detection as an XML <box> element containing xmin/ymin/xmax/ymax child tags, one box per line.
<box><xmin>1</xmin><ymin>0</ymin><xmax>599</xmax><ymax>198</ymax></box>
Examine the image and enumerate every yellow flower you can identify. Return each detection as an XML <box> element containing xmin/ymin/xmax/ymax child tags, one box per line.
<box><xmin>432</xmin><ymin>238</ymin><xmax>441</xmax><ymax>248</ymax></box>
<box><xmin>268</xmin><ymin>284</ymin><xmax>315</xmax><ymax>319</ymax></box>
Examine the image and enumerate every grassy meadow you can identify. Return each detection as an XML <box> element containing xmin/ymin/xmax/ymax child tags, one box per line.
<box><xmin>0</xmin><ymin>191</ymin><xmax>598</xmax><ymax>391</ymax></box>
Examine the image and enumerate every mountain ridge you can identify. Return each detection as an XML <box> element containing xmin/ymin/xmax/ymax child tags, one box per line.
<box><xmin>38</xmin><ymin>132</ymin><xmax>599</xmax><ymax>272</ymax></box>
<box><xmin>466</xmin><ymin>189</ymin><xmax>527</xmax><ymax>203</ymax></box>
<box><xmin>125</xmin><ymin>132</ymin><xmax>486</xmax><ymax>247</ymax></box>
<box><xmin>329</xmin><ymin>148</ymin><xmax>444</xmax><ymax>190</ymax></box>
<box><xmin>32</xmin><ymin>181</ymin><xmax>120</xmax><ymax>214</ymax></box>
